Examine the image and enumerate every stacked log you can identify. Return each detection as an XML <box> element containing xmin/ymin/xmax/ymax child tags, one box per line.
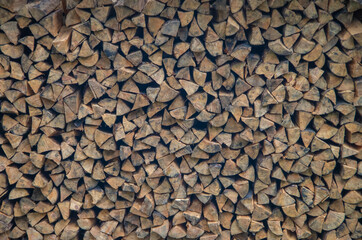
<box><xmin>0</xmin><ymin>0</ymin><xmax>361</xmax><ymax>239</ymax></box>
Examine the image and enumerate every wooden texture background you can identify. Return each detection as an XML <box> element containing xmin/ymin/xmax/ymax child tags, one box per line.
<box><xmin>0</xmin><ymin>0</ymin><xmax>361</xmax><ymax>239</ymax></box>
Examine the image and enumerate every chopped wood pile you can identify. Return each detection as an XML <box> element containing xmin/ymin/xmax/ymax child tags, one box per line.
<box><xmin>0</xmin><ymin>0</ymin><xmax>362</xmax><ymax>239</ymax></box>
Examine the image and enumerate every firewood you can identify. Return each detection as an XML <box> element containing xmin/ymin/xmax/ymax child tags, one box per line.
<box><xmin>0</xmin><ymin>0</ymin><xmax>361</xmax><ymax>239</ymax></box>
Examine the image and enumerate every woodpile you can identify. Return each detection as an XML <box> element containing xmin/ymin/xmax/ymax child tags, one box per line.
<box><xmin>0</xmin><ymin>0</ymin><xmax>361</xmax><ymax>239</ymax></box>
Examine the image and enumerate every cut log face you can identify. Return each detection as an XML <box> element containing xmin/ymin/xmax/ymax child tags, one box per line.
<box><xmin>0</xmin><ymin>0</ymin><xmax>361</xmax><ymax>239</ymax></box>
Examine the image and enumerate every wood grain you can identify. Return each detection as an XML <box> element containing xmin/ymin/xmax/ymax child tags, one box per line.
<box><xmin>0</xmin><ymin>0</ymin><xmax>361</xmax><ymax>239</ymax></box>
